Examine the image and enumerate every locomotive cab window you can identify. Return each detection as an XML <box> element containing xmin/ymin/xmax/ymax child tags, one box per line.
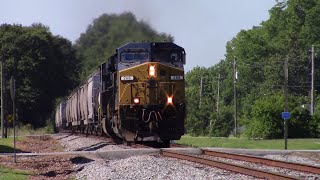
<box><xmin>121</xmin><ymin>52</ymin><xmax>149</xmax><ymax>62</ymax></box>
<box><xmin>152</xmin><ymin>49</ymin><xmax>183</xmax><ymax>63</ymax></box>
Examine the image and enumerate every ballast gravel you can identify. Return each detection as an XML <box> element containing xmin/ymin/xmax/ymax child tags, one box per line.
<box><xmin>53</xmin><ymin>134</ymin><xmax>129</xmax><ymax>151</ymax></box>
<box><xmin>75</xmin><ymin>155</ymin><xmax>258</xmax><ymax>180</ymax></box>
<box><xmin>202</xmin><ymin>155</ymin><xmax>320</xmax><ymax>179</ymax></box>
<box><xmin>52</xmin><ymin>134</ymin><xmax>320</xmax><ymax>180</ymax></box>
<box><xmin>264</xmin><ymin>154</ymin><xmax>320</xmax><ymax>167</ymax></box>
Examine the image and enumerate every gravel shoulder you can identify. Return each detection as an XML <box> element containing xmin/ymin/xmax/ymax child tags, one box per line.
<box><xmin>1</xmin><ymin>133</ymin><xmax>319</xmax><ymax>180</ymax></box>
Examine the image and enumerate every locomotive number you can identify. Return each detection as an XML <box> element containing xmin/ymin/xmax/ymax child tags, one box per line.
<box><xmin>121</xmin><ymin>76</ymin><xmax>134</xmax><ymax>81</ymax></box>
<box><xmin>170</xmin><ymin>76</ymin><xmax>184</xmax><ymax>80</ymax></box>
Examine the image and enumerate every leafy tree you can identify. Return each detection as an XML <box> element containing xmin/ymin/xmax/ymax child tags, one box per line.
<box><xmin>75</xmin><ymin>12</ymin><xmax>173</xmax><ymax>78</ymax></box>
<box><xmin>244</xmin><ymin>93</ymin><xmax>316</xmax><ymax>139</ymax></box>
<box><xmin>244</xmin><ymin>93</ymin><xmax>284</xmax><ymax>139</ymax></box>
<box><xmin>185</xmin><ymin>0</ymin><xmax>320</xmax><ymax>138</ymax></box>
<box><xmin>310</xmin><ymin>99</ymin><xmax>320</xmax><ymax>137</ymax></box>
<box><xmin>0</xmin><ymin>24</ymin><xmax>80</xmax><ymax>127</ymax></box>
<box><xmin>209</xmin><ymin>105</ymin><xmax>233</xmax><ymax>137</ymax></box>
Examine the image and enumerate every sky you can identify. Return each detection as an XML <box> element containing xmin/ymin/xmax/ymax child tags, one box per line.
<box><xmin>0</xmin><ymin>0</ymin><xmax>277</xmax><ymax>71</ymax></box>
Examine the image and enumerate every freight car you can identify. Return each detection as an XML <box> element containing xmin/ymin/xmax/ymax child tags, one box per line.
<box><xmin>55</xmin><ymin>42</ymin><xmax>186</xmax><ymax>146</ymax></box>
<box><xmin>55</xmin><ymin>101</ymin><xmax>66</xmax><ymax>130</ymax></box>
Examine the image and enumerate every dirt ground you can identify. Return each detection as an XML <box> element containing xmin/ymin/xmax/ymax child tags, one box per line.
<box><xmin>0</xmin><ymin>136</ymin><xmax>80</xmax><ymax>180</ymax></box>
<box><xmin>1</xmin><ymin>135</ymin><xmax>320</xmax><ymax>179</ymax></box>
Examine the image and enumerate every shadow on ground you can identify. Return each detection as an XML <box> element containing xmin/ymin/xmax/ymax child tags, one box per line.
<box><xmin>0</xmin><ymin>145</ymin><xmax>29</xmax><ymax>153</ymax></box>
<box><xmin>70</xmin><ymin>156</ymin><xmax>94</xmax><ymax>164</ymax></box>
<box><xmin>75</xmin><ymin>142</ymin><xmax>109</xmax><ymax>151</ymax></box>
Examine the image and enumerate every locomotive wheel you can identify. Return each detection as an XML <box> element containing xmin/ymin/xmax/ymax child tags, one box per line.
<box><xmin>90</xmin><ymin>124</ymin><xmax>94</xmax><ymax>135</ymax></box>
<box><xmin>102</xmin><ymin>117</ymin><xmax>112</xmax><ymax>137</ymax></box>
<box><xmin>85</xmin><ymin>124</ymin><xmax>90</xmax><ymax>135</ymax></box>
<box><xmin>98</xmin><ymin>123</ymin><xmax>103</xmax><ymax>136</ymax></box>
<box><xmin>102</xmin><ymin>117</ymin><xmax>122</xmax><ymax>143</ymax></box>
<box><xmin>102</xmin><ymin>104</ymin><xmax>115</xmax><ymax>138</ymax></box>
<box><xmin>94</xmin><ymin>125</ymin><xmax>98</xmax><ymax>135</ymax></box>
<box><xmin>80</xmin><ymin>124</ymin><xmax>84</xmax><ymax>134</ymax></box>
<box><xmin>71</xmin><ymin>126</ymin><xmax>75</xmax><ymax>133</ymax></box>
<box><xmin>124</xmin><ymin>141</ymin><xmax>132</xmax><ymax>146</ymax></box>
<box><xmin>162</xmin><ymin>140</ymin><xmax>170</xmax><ymax>148</ymax></box>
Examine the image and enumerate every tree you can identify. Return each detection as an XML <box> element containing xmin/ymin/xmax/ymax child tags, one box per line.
<box><xmin>0</xmin><ymin>24</ymin><xmax>80</xmax><ymax>127</ymax></box>
<box><xmin>75</xmin><ymin>12</ymin><xmax>173</xmax><ymax>78</ymax></box>
<box><xmin>244</xmin><ymin>93</ymin><xmax>284</xmax><ymax>139</ymax></box>
<box><xmin>185</xmin><ymin>0</ymin><xmax>320</xmax><ymax>138</ymax></box>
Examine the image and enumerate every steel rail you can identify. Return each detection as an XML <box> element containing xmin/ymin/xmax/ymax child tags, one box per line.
<box><xmin>170</xmin><ymin>144</ymin><xmax>189</xmax><ymax>148</ymax></box>
<box><xmin>161</xmin><ymin>150</ymin><xmax>299</xmax><ymax>180</ymax></box>
<box><xmin>203</xmin><ymin>150</ymin><xmax>320</xmax><ymax>175</ymax></box>
<box><xmin>131</xmin><ymin>144</ymin><xmax>153</xmax><ymax>149</ymax></box>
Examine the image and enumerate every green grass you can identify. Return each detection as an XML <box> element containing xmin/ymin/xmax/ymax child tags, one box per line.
<box><xmin>0</xmin><ymin>166</ymin><xmax>30</xmax><ymax>180</ymax></box>
<box><xmin>0</xmin><ymin>137</ymin><xmax>24</xmax><ymax>153</ymax></box>
<box><xmin>0</xmin><ymin>123</ymin><xmax>54</xmax><ymax>137</ymax></box>
<box><xmin>176</xmin><ymin>135</ymin><xmax>320</xmax><ymax>150</ymax></box>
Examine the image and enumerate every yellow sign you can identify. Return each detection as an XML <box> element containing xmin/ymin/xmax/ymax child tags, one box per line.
<box><xmin>6</xmin><ymin>114</ymin><xmax>13</xmax><ymax>123</ymax></box>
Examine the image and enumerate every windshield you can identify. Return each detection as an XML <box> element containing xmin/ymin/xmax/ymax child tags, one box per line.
<box><xmin>152</xmin><ymin>49</ymin><xmax>183</xmax><ymax>62</ymax></box>
<box><xmin>121</xmin><ymin>52</ymin><xmax>149</xmax><ymax>62</ymax></box>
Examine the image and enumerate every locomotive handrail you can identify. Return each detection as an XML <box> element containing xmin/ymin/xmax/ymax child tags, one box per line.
<box><xmin>119</xmin><ymin>81</ymin><xmax>177</xmax><ymax>104</ymax></box>
<box><xmin>119</xmin><ymin>82</ymin><xmax>147</xmax><ymax>102</ymax></box>
<box><xmin>158</xmin><ymin>82</ymin><xmax>176</xmax><ymax>84</ymax></box>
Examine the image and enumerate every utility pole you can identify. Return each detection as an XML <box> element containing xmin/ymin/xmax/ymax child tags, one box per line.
<box><xmin>199</xmin><ymin>77</ymin><xmax>203</xmax><ymax>108</ymax></box>
<box><xmin>1</xmin><ymin>60</ymin><xmax>4</xmax><ymax>138</ymax></box>
<box><xmin>10</xmin><ymin>76</ymin><xmax>16</xmax><ymax>162</ymax></box>
<box><xmin>311</xmin><ymin>45</ymin><xmax>315</xmax><ymax>116</ymax></box>
<box><xmin>217</xmin><ymin>74</ymin><xmax>221</xmax><ymax>115</ymax></box>
<box><xmin>233</xmin><ymin>56</ymin><xmax>238</xmax><ymax>136</ymax></box>
<box><xmin>284</xmin><ymin>57</ymin><xmax>289</xmax><ymax>150</ymax></box>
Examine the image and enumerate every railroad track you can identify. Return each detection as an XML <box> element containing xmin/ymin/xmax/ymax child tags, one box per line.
<box><xmin>161</xmin><ymin>149</ymin><xmax>320</xmax><ymax>179</ymax></box>
<box><xmin>130</xmin><ymin>144</ymin><xmax>153</xmax><ymax>149</ymax></box>
<box><xmin>203</xmin><ymin>150</ymin><xmax>320</xmax><ymax>175</ymax></box>
<box><xmin>170</xmin><ymin>143</ymin><xmax>190</xmax><ymax>148</ymax></box>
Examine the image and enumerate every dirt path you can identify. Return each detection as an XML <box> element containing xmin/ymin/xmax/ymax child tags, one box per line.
<box><xmin>0</xmin><ymin>135</ymin><xmax>80</xmax><ymax>179</ymax></box>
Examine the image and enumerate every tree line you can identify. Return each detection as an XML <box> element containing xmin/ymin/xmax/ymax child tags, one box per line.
<box><xmin>186</xmin><ymin>0</ymin><xmax>320</xmax><ymax>138</ymax></box>
<box><xmin>0</xmin><ymin>12</ymin><xmax>172</xmax><ymax>129</ymax></box>
<box><xmin>1</xmin><ymin>0</ymin><xmax>320</xmax><ymax>139</ymax></box>
<box><xmin>0</xmin><ymin>24</ymin><xmax>80</xmax><ymax>127</ymax></box>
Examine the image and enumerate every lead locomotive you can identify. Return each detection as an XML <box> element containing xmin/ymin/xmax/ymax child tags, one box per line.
<box><xmin>55</xmin><ymin>42</ymin><xmax>186</xmax><ymax>146</ymax></box>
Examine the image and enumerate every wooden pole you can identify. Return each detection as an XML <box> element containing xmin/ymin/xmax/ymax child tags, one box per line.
<box><xmin>284</xmin><ymin>57</ymin><xmax>289</xmax><ymax>150</ymax></box>
<box><xmin>1</xmin><ymin>60</ymin><xmax>4</xmax><ymax>138</ymax></box>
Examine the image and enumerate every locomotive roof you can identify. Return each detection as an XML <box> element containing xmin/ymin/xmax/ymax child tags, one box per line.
<box><xmin>117</xmin><ymin>42</ymin><xmax>185</xmax><ymax>52</ymax></box>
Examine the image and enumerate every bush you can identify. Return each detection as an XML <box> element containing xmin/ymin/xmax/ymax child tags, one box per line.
<box><xmin>244</xmin><ymin>93</ymin><xmax>283</xmax><ymax>139</ymax></box>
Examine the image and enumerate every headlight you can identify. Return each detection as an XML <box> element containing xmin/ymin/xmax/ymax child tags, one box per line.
<box><xmin>167</xmin><ymin>96</ymin><xmax>173</xmax><ymax>104</ymax></box>
<box><xmin>149</xmin><ymin>65</ymin><xmax>156</xmax><ymax>77</ymax></box>
<box><xmin>133</xmin><ymin>97</ymin><xmax>140</xmax><ymax>104</ymax></box>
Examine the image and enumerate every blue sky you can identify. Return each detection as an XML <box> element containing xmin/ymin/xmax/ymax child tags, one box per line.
<box><xmin>0</xmin><ymin>0</ymin><xmax>276</xmax><ymax>71</ymax></box>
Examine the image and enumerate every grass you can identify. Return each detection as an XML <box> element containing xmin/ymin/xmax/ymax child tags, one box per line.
<box><xmin>176</xmin><ymin>135</ymin><xmax>320</xmax><ymax>150</ymax></box>
<box><xmin>0</xmin><ymin>166</ymin><xmax>30</xmax><ymax>180</ymax></box>
<box><xmin>0</xmin><ymin>123</ymin><xmax>55</xmax><ymax>153</ymax></box>
<box><xmin>0</xmin><ymin>137</ymin><xmax>24</xmax><ymax>153</ymax></box>
<box><xmin>0</xmin><ymin>124</ymin><xmax>55</xmax><ymax>180</ymax></box>
<box><xmin>2</xmin><ymin>123</ymin><xmax>54</xmax><ymax>137</ymax></box>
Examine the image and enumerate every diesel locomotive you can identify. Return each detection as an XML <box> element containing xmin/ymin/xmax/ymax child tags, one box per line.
<box><xmin>55</xmin><ymin>42</ymin><xmax>186</xmax><ymax>146</ymax></box>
